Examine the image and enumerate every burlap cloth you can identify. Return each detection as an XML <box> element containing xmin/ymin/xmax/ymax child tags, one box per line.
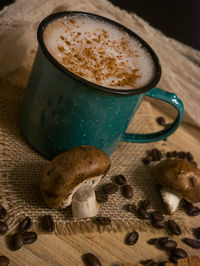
<box><xmin>0</xmin><ymin>0</ymin><xmax>200</xmax><ymax>235</ymax></box>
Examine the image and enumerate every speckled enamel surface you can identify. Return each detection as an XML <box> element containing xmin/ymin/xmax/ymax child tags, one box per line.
<box><xmin>20</xmin><ymin>48</ymin><xmax>145</xmax><ymax>159</ymax></box>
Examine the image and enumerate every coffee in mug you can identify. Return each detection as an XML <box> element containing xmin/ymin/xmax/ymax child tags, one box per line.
<box><xmin>43</xmin><ymin>15</ymin><xmax>155</xmax><ymax>90</ymax></box>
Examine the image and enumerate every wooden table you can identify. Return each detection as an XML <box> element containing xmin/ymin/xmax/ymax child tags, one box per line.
<box><xmin>0</xmin><ymin>105</ymin><xmax>199</xmax><ymax>266</ymax></box>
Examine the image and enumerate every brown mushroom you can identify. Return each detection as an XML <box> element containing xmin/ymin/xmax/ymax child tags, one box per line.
<box><xmin>40</xmin><ymin>145</ymin><xmax>111</xmax><ymax>218</ymax></box>
<box><xmin>152</xmin><ymin>159</ymin><xmax>200</xmax><ymax>214</ymax></box>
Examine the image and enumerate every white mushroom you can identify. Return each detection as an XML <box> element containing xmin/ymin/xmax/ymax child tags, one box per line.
<box><xmin>152</xmin><ymin>159</ymin><xmax>200</xmax><ymax>214</ymax></box>
<box><xmin>40</xmin><ymin>145</ymin><xmax>111</xmax><ymax>218</ymax></box>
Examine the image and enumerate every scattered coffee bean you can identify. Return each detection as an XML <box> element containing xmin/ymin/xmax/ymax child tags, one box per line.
<box><xmin>103</xmin><ymin>183</ymin><xmax>118</xmax><ymax>195</ymax></box>
<box><xmin>10</xmin><ymin>232</ymin><xmax>23</xmax><ymax>250</ymax></box>
<box><xmin>95</xmin><ymin>217</ymin><xmax>111</xmax><ymax>225</ymax></box>
<box><xmin>19</xmin><ymin>216</ymin><xmax>31</xmax><ymax>233</ymax></box>
<box><xmin>158</xmin><ymin>237</ymin><xmax>169</xmax><ymax>246</ymax></box>
<box><xmin>157</xmin><ymin>262</ymin><xmax>168</xmax><ymax>266</ymax></box>
<box><xmin>147</xmin><ymin>238</ymin><xmax>158</xmax><ymax>245</ymax></box>
<box><xmin>182</xmin><ymin>200</ymin><xmax>200</xmax><ymax>216</ymax></box>
<box><xmin>182</xmin><ymin>238</ymin><xmax>200</xmax><ymax>249</ymax></box>
<box><xmin>171</xmin><ymin>248</ymin><xmax>188</xmax><ymax>258</ymax></box>
<box><xmin>190</xmin><ymin>160</ymin><xmax>198</xmax><ymax>166</ymax></box>
<box><xmin>178</xmin><ymin>151</ymin><xmax>186</xmax><ymax>159</ymax></box>
<box><xmin>125</xmin><ymin>203</ymin><xmax>137</xmax><ymax>213</ymax></box>
<box><xmin>0</xmin><ymin>205</ymin><xmax>7</xmax><ymax>220</ymax></box>
<box><xmin>95</xmin><ymin>190</ymin><xmax>108</xmax><ymax>203</ymax></box>
<box><xmin>82</xmin><ymin>253</ymin><xmax>102</xmax><ymax>266</ymax></box>
<box><xmin>122</xmin><ymin>185</ymin><xmax>133</xmax><ymax>199</ymax></box>
<box><xmin>159</xmin><ymin>239</ymin><xmax>177</xmax><ymax>250</ymax></box>
<box><xmin>114</xmin><ymin>175</ymin><xmax>126</xmax><ymax>185</ymax></box>
<box><xmin>151</xmin><ymin>220</ymin><xmax>164</xmax><ymax>229</ymax></box>
<box><xmin>150</xmin><ymin>149</ymin><xmax>162</xmax><ymax>161</ymax></box>
<box><xmin>126</xmin><ymin>231</ymin><xmax>139</xmax><ymax>245</ymax></box>
<box><xmin>166</xmin><ymin>152</ymin><xmax>173</xmax><ymax>158</ymax></box>
<box><xmin>194</xmin><ymin>227</ymin><xmax>200</xmax><ymax>239</ymax></box>
<box><xmin>142</xmin><ymin>156</ymin><xmax>153</xmax><ymax>165</ymax></box>
<box><xmin>41</xmin><ymin>215</ymin><xmax>55</xmax><ymax>232</ymax></box>
<box><xmin>150</xmin><ymin>211</ymin><xmax>164</xmax><ymax>221</ymax></box>
<box><xmin>186</xmin><ymin>152</ymin><xmax>194</xmax><ymax>161</ymax></box>
<box><xmin>22</xmin><ymin>231</ymin><xmax>37</xmax><ymax>244</ymax></box>
<box><xmin>137</xmin><ymin>208</ymin><xmax>150</xmax><ymax>220</ymax></box>
<box><xmin>141</xmin><ymin>259</ymin><xmax>156</xmax><ymax>266</ymax></box>
<box><xmin>156</xmin><ymin>117</ymin><xmax>166</xmax><ymax>126</ymax></box>
<box><xmin>167</xmin><ymin>220</ymin><xmax>182</xmax><ymax>235</ymax></box>
<box><xmin>0</xmin><ymin>256</ymin><xmax>10</xmax><ymax>266</ymax></box>
<box><xmin>140</xmin><ymin>200</ymin><xmax>152</xmax><ymax>210</ymax></box>
<box><xmin>0</xmin><ymin>221</ymin><xmax>8</xmax><ymax>235</ymax></box>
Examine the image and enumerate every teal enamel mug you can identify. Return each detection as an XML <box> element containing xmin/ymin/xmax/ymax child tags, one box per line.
<box><xmin>20</xmin><ymin>12</ymin><xmax>184</xmax><ymax>159</ymax></box>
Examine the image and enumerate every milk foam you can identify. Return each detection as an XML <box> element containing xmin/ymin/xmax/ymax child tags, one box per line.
<box><xmin>44</xmin><ymin>15</ymin><xmax>155</xmax><ymax>90</ymax></box>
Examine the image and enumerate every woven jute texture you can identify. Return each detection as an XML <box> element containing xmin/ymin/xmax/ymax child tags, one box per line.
<box><xmin>0</xmin><ymin>0</ymin><xmax>199</xmax><ymax>236</ymax></box>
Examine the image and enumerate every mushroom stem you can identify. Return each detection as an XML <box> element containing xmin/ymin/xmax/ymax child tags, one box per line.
<box><xmin>72</xmin><ymin>186</ymin><xmax>99</xmax><ymax>218</ymax></box>
<box><xmin>160</xmin><ymin>187</ymin><xmax>181</xmax><ymax>214</ymax></box>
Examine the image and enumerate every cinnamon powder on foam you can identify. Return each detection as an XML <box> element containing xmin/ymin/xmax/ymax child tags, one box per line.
<box><xmin>53</xmin><ymin>19</ymin><xmax>141</xmax><ymax>88</ymax></box>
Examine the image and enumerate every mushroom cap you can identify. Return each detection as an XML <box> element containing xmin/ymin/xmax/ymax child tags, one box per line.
<box><xmin>40</xmin><ymin>145</ymin><xmax>111</xmax><ymax>208</ymax></box>
<box><xmin>152</xmin><ymin>159</ymin><xmax>200</xmax><ymax>203</ymax></box>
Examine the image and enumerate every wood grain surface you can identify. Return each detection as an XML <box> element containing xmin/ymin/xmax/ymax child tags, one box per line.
<box><xmin>0</xmin><ymin>105</ymin><xmax>200</xmax><ymax>266</ymax></box>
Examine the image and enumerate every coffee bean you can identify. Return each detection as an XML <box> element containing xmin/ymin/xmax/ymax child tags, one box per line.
<box><xmin>126</xmin><ymin>231</ymin><xmax>139</xmax><ymax>245</ymax></box>
<box><xmin>138</xmin><ymin>208</ymin><xmax>150</xmax><ymax>220</ymax></box>
<box><xmin>0</xmin><ymin>205</ymin><xmax>7</xmax><ymax>220</ymax></box>
<box><xmin>142</xmin><ymin>157</ymin><xmax>153</xmax><ymax>165</ymax></box>
<box><xmin>103</xmin><ymin>183</ymin><xmax>118</xmax><ymax>195</ymax></box>
<box><xmin>147</xmin><ymin>238</ymin><xmax>158</xmax><ymax>245</ymax></box>
<box><xmin>166</xmin><ymin>152</ymin><xmax>173</xmax><ymax>158</ymax></box>
<box><xmin>125</xmin><ymin>203</ymin><xmax>137</xmax><ymax>213</ymax></box>
<box><xmin>19</xmin><ymin>216</ymin><xmax>31</xmax><ymax>233</ymax></box>
<box><xmin>172</xmin><ymin>151</ymin><xmax>179</xmax><ymax>158</ymax></box>
<box><xmin>169</xmin><ymin>256</ymin><xmax>179</xmax><ymax>263</ymax></box>
<box><xmin>178</xmin><ymin>151</ymin><xmax>186</xmax><ymax>159</ymax></box>
<box><xmin>182</xmin><ymin>238</ymin><xmax>200</xmax><ymax>249</ymax></box>
<box><xmin>151</xmin><ymin>220</ymin><xmax>164</xmax><ymax>229</ymax></box>
<box><xmin>150</xmin><ymin>211</ymin><xmax>164</xmax><ymax>221</ymax></box>
<box><xmin>141</xmin><ymin>259</ymin><xmax>156</xmax><ymax>266</ymax></box>
<box><xmin>171</xmin><ymin>248</ymin><xmax>188</xmax><ymax>258</ymax></box>
<box><xmin>82</xmin><ymin>253</ymin><xmax>102</xmax><ymax>266</ymax></box>
<box><xmin>95</xmin><ymin>217</ymin><xmax>111</xmax><ymax>225</ymax></box>
<box><xmin>190</xmin><ymin>161</ymin><xmax>198</xmax><ymax>167</ymax></box>
<box><xmin>157</xmin><ymin>262</ymin><xmax>168</xmax><ymax>266</ymax></box>
<box><xmin>156</xmin><ymin>117</ymin><xmax>166</xmax><ymax>126</ymax></box>
<box><xmin>194</xmin><ymin>227</ymin><xmax>200</xmax><ymax>239</ymax></box>
<box><xmin>0</xmin><ymin>256</ymin><xmax>10</xmax><ymax>266</ymax></box>
<box><xmin>114</xmin><ymin>175</ymin><xmax>126</xmax><ymax>185</ymax></box>
<box><xmin>140</xmin><ymin>200</ymin><xmax>152</xmax><ymax>210</ymax></box>
<box><xmin>182</xmin><ymin>200</ymin><xmax>200</xmax><ymax>216</ymax></box>
<box><xmin>41</xmin><ymin>215</ymin><xmax>55</xmax><ymax>232</ymax></box>
<box><xmin>0</xmin><ymin>221</ymin><xmax>8</xmax><ymax>235</ymax></box>
<box><xmin>150</xmin><ymin>149</ymin><xmax>162</xmax><ymax>161</ymax></box>
<box><xmin>22</xmin><ymin>231</ymin><xmax>37</xmax><ymax>244</ymax></box>
<box><xmin>95</xmin><ymin>190</ymin><xmax>108</xmax><ymax>203</ymax></box>
<box><xmin>122</xmin><ymin>185</ymin><xmax>133</xmax><ymax>199</ymax></box>
<box><xmin>159</xmin><ymin>239</ymin><xmax>177</xmax><ymax>250</ymax></box>
<box><xmin>167</xmin><ymin>220</ymin><xmax>182</xmax><ymax>235</ymax></box>
<box><xmin>10</xmin><ymin>232</ymin><xmax>23</xmax><ymax>250</ymax></box>
<box><xmin>158</xmin><ymin>237</ymin><xmax>169</xmax><ymax>246</ymax></box>
<box><xmin>186</xmin><ymin>152</ymin><xmax>194</xmax><ymax>161</ymax></box>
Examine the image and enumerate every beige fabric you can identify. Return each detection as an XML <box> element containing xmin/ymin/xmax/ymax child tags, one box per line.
<box><xmin>0</xmin><ymin>0</ymin><xmax>200</xmax><ymax>235</ymax></box>
<box><xmin>0</xmin><ymin>0</ymin><xmax>200</xmax><ymax>127</ymax></box>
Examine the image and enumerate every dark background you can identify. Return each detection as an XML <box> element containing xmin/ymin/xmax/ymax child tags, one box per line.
<box><xmin>1</xmin><ymin>0</ymin><xmax>199</xmax><ymax>50</ymax></box>
<box><xmin>109</xmin><ymin>0</ymin><xmax>200</xmax><ymax>50</ymax></box>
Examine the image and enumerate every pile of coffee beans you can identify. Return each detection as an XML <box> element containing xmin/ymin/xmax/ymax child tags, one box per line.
<box><xmin>9</xmin><ymin>216</ymin><xmax>37</xmax><ymax>251</ymax></box>
<box><xmin>95</xmin><ymin>174</ymin><xmax>133</xmax><ymax>203</ymax></box>
<box><xmin>142</xmin><ymin>149</ymin><xmax>198</xmax><ymax>167</ymax></box>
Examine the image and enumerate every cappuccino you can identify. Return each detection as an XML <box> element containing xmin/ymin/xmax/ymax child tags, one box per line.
<box><xmin>44</xmin><ymin>15</ymin><xmax>155</xmax><ymax>90</ymax></box>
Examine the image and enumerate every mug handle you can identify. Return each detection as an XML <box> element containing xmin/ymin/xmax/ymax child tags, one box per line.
<box><xmin>121</xmin><ymin>87</ymin><xmax>184</xmax><ymax>143</ymax></box>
